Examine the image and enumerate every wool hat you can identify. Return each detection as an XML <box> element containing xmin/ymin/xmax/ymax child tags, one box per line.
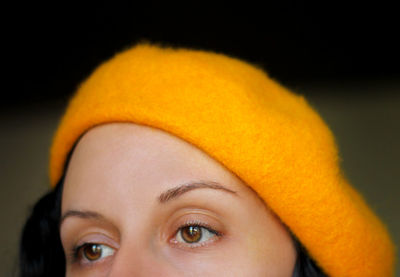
<box><xmin>49</xmin><ymin>43</ymin><xmax>395</xmax><ymax>276</ymax></box>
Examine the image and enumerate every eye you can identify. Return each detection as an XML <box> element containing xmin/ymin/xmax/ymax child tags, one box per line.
<box><xmin>174</xmin><ymin>224</ymin><xmax>221</xmax><ymax>247</ymax></box>
<box><xmin>76</xmin><ymin>243</ymin><xmax>115</xmax><ymax>262</ymax></box>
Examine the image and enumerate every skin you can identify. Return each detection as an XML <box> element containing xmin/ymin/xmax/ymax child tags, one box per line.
<box><xmin>60</xmin><ymin>123</ymin><xmax>297</xmax><ymax>276</ymax></box>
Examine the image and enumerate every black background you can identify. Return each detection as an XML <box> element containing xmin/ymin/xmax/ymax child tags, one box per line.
<box><xmin>4</xmin><ymin>1</ymin><xmax>399</xmax><ymax>107</ymax></box>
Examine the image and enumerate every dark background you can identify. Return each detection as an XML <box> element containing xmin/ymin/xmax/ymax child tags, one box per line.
<box><xmin>1</xmin><ymin>2</ymin><xmax>399</xmax><ymax>275</ymax></box>
<box><xmin>3</xmin><ymin>1</ymin><xmax>399</xmax><ymax>107</ymax></box>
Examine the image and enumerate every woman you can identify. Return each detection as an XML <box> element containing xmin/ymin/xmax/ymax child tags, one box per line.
<box><xmin>19</xmin><ymin>43</ymin><xmax>395</xmax><ymax>276</ymax></box>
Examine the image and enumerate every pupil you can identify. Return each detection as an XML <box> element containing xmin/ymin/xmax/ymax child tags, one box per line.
<box><xmin>182</xmin><ymin>226</ymin><xmax>202</xmax><ymax>243</ymax></box>
<box><xmin>84</xmin><ymin>244</ymin><xmax>102</xmax><ymax>260</ymax></box>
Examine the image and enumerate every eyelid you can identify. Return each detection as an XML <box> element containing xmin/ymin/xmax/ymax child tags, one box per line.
<box><xmin>177</xmin><ymin>220</ymin><xmax>222</xmax><ymax>236</ymax></box>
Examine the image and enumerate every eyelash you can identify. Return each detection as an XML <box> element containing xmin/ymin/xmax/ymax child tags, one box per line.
<box><xmin>69</xmin><ymin>221</ymin><xmax>222</xmax><ymax>265</ymax></box>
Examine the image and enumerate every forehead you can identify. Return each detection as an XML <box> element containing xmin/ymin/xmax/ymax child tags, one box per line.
<box><xmin>61</xmin><ymin>123</ymin><xmax>254</xmax><ymax>213</ymax></box>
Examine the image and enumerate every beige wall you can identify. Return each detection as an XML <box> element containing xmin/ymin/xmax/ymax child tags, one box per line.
<box><xmin>1</xmin><ymin>80</ymin><xmax>399</xmax><ymax>276</ymax></box>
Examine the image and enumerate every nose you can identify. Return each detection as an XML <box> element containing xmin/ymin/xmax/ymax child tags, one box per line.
<box><xmin>107</xmin><ymin>244</ymin><xmax>179</xmax><ymax>277</ymax></box>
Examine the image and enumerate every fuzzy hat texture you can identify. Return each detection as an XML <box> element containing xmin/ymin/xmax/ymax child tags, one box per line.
<box><xmin>50</xmin><ymin>43</ymin><xmax>395</xmax><ymax>276</ymax></box>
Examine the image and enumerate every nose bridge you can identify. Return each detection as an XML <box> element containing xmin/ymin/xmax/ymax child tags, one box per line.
<box><xmin>108</xmin><ymin>241</ymin><xmax>177</xmax><ymax>277</ymax></box>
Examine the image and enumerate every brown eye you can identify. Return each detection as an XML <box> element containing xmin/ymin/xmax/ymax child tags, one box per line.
<box><xmin>83</xmin><ymin>244</ymin><xmax>102</xmax><ymax>261</ymax></box>
<box><xmin>78</xmin><ymin>243</ymin><xmax>115</xmax><ymax>262</ymax></box>
<box><xmin>181</xmin><ymin>226</ymin><xmax>202</xmax><ymax>243</ymax></box>
<box><xmin>175</xmin><ymin>224</ymin><xmax>220</xmax><ymax>247</ymax></box>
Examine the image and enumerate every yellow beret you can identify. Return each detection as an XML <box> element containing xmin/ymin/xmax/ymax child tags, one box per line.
<box><xmin>50</xmin><ymin>43</ymin><xmax>395</xmax><ymax>276</ymax></box>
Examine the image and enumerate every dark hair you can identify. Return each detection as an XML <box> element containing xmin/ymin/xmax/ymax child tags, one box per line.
<box><xmin>19</xmin><ymin>179</ymin><xmax>327</xmax><ymax>277</ymax></box>
<box><xmin>19</xmin><ymin>178</ymin><xmax>65</xmax><ymax>276</ymax></box>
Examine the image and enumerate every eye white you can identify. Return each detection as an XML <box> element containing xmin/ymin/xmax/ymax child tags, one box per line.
<box><xmin>98</xmin><ymin>245</ymin><xmax>114</xmax><ymax>258</ymax></box>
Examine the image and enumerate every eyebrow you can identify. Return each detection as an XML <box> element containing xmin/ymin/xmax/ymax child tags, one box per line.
<box><xmin>60</xmin><ymin>181</ymin><xmax>237</xmax><ymax>226</ymax></box>
<box><xmin>158</xmin><ymin>181</ymin><xmax>237</xmax><ymax>203</ymax></box>
<box><xmin>60</xmin><ymin>210</ymin><xmax>105</xmax><ymax>227</ymax></box>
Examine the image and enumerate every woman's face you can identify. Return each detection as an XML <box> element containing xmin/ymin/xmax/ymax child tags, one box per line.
<box><xmin>60</xmin><ymin>123</ymin><xmax>296</xmax><ymax>276</ymax></box>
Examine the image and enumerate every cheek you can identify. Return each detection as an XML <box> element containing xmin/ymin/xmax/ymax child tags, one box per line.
<box><xmin>244</xmin><ymin>229</ymin><xmax>296</xmax><ymax>275</ymax></box>
<box><xmin>164</xmin><ymin>225</ymin><xmax>296</xmax><ymax>276</ymax></box>
<box><xmin>225</xmin><ymin>197</ymin><xmax>297</xmax><ymax>276</ymax></box>
<box><xmin>164</xmin><ymin>243</ymin><xmax>266</xmax><ymax>276</ymax></box>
